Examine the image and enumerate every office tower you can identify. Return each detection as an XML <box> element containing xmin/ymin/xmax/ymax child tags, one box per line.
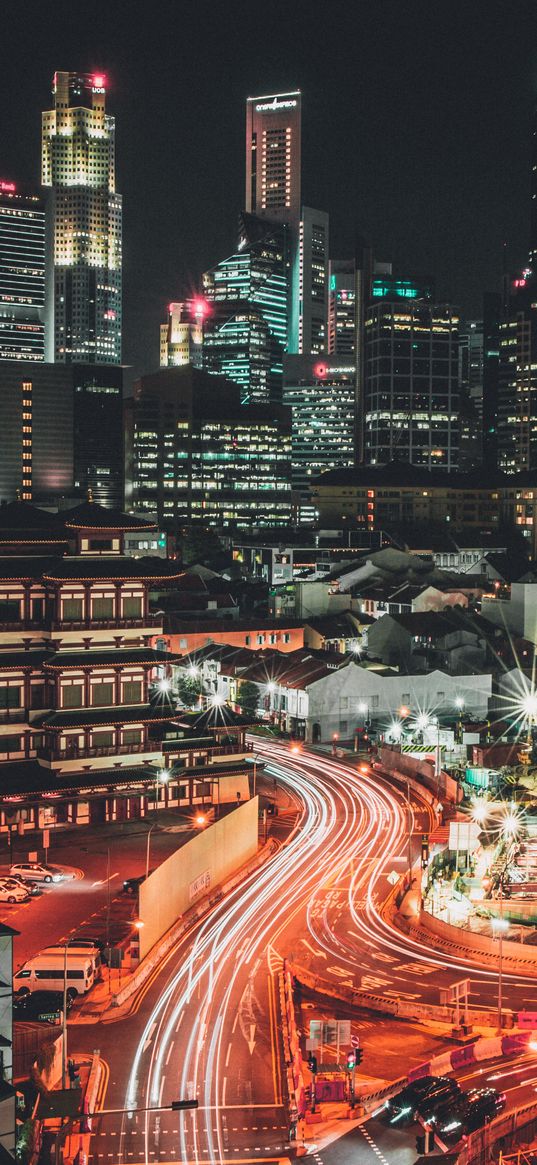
<box><xmin>0</xmin><ymin>361</ymin><xmax>124</xmax><ymax>505</ymax></box>
<box><xmin>283</xmin><ymin>355</ymin><xmax>355</xmax><ymax>522</ymax></box>
<box><xmin>72</xmin><ymin>364</ymin><xmax>124</xmax><ymax>506</ymax></box>
<box><xmin>328</xmin><ymin>259</ymin><xmax>359</xmax><ymax>357</ymax></box>
<box><xmin>497</xmin><ymin>270</ymin><xmax>537</xmax><ymax>473</ymax></box>
<box><xmin>482</xmin><ymin>291</ymin><xmax>502</xmax><ymax>470</ymax></box>
<box><xmin>297</xmin><ymin>207</ymin><xmax>329</xmax><ymax>354</ymax></box>
<box><xmin>202</xmin><ymin>213</ymin><xmax>288</xmax><ymax>405</ymax></box>
<box><xmin>363</xmin><ymin>285</ymin><xmax>459</xmax><ymax>470</ymax></box>
<box><xmin>159</xmin><ymin>301</ymin><xmax>204</xmax><ymax>368</ymax></box>
<box><xmin>128</xmin><ymin>366</ymin><xmax>292</xmax><ymax>528</ymax></box>
<box><xmin>42</xmin><ymin>71</ymin><xmax>122</xmax><ymax>363</ymax></box>
<box><xmin>245</xmin><ymin>91</ymin><xmax>301</xmax><ymax>228</ymax></box>
<box><xmin>530</xmin><ymin>97</ymin><xmax>537</xmax><ymax>270</ymax></box>
<box><xmin>458</xmin><ymin>319</ymin><xmax>484</xmax><ymax>470</ymax></box>
<box><xmin>0</xmin><ymin>183</ymin><xmax>45</xmax><ymax>361</ymax></box>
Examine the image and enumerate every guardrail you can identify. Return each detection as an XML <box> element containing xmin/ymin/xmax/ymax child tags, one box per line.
<box><xmin>287</xmin><ymin>958</ymin><xmax>509</xmax><ymax>1029</ymax></box>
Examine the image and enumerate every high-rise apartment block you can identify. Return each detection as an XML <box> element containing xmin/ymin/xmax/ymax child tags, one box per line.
<box><xmin>0</xmin><ymin>183</ymin><xmax>46</xmax><ymax>362</ymax></box>
<box><xmin>202</xmin><ymin>213</ymin><xmax>287</xmax><ymax>405</ymax></box>
<box><xmin>42</xmin><ymin>71</ymin><xmax>122</xmax><ymax>364</ymax></box>
<box><xmin>363</xmin><ymin>287</ymin><xmax>459</xmax><ymax>470</ymax></box>
<box><xmin>128</xmin><ymin>366</ymin><xmax>292</xmax><ymax>528</ymax></box>
<box><xmin>283</xmin><ymin>355</ymin><xmax>355</xmax><ymax>522</ymax></box>
<box><xmin>159</xmin><ymin>301</ymin><xmax>204</xmax><ymax>368</ymax></box>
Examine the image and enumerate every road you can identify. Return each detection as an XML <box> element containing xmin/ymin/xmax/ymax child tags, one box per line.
<box><xmin>54</xmin><ymin>740</ymin><xmax>537</xmax><ymax>1165</ymax></box>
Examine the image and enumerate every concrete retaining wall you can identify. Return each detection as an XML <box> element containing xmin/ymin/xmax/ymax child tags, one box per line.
<box><xmin>410</xmin><ymin>906</ymin><xmax>537</xmax><ymax>974</ymax></box>
<box><xmin>139</xmin><ymin>797</ymin><xmax>258</xmax><ymax>958</ymax></box>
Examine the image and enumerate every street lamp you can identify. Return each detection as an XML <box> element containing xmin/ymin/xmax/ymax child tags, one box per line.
<box><xmin>492</xmin><ymin>882</ymin><xmax>509</xmax><ymax>1032</ymax></box>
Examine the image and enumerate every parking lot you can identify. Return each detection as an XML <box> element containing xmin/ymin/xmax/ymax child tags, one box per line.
<box><xmin>3</xmin><ymin>812</ymin><xmax>199</xmax><ymax>971</ymax></box>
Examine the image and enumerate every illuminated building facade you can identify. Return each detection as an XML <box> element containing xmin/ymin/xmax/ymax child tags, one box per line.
<box><xmin>129</xmin><ymin>366</ymin><xmax>292</xmax><ymax>528</ymax></box>
<box><xmin>328</xmin><ymin>259</ymin><xmax>358</xmax><ymax>357</ymax></box>
<box><xmin>159</xmin><ymin>301</ymin><xmax>204</xmax><ymax>368</ymax></box>
<box><xmin>202</xmin><ymin>213</ymin><xmax>287</xmax><ymax>405</ymax></box>
<box><xmin>0</xmin><ymin>361</ymin><xmax>124</xmax><ymax>507</ymax></box>
<box><xmin>283</xmin><ymin>355</ymin><xmax>355</xmax><ymax>522</ymax></box>
<box><xmin>0</xmin><ymin>184</ymin><xmax>45</xmax><ymax>362</ymax></box>
<box><xmin>297</xmin><ymin>207</ymin><xmax>329</xmax><ymax>354</ymax></box>
<box><xmin>363</xmin><ymin>287</ymin><xmax>459</xmax><ymax>470</ymax></box>
<box><xmin>497</xmin><ymin>272</ymin><xmax>537</xmax><ymax>474</ymax></box>
<box><xmin>42</xmin><ymin>71</ymin><xmax>122</xmax><ymax>364</ymax></box>
<box><xmin>245</xmin><ymin>91</ymin><xmax>301</xmax><ymax>228</ymax></box>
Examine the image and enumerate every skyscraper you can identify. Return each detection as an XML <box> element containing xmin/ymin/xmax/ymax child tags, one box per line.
<box><xmin>0</xmin><ymin>183</ymin><xmax>46</xmax><ymax>362</ymax></box>
<box><xmin>497</xmin><ymin>271</ymin><xmax>537</xmax><ymax>473</ymax></box>
<box><xmin>245</xmin><ymin>92</ymin><xmax>301</xmax><ymax>228</ymax></box>
<box><xmin>328</xmin><ymin>259</ymin><xmax>359</xmax><ymax>357</ymax></box>
<box><xmin>128</xmin><ymin>366</ymin><xmax>292</xmax><ymax>528</ymax></box>
<box><xmin>297</xmin><ymin>208</ymin><xmax>329</xmax><ymax>354</ymax></box>
<box><xmin>363</xmin><ymin>285</ymin><xmax>459</xmax><ymax>471</ymax></box>
<box><xmin>202</xmin><ymin>213</ymin><xmax>288</xmax><ymax>405</ymax></box>
<box><xmin>42</xmin><ymin>71</ymin><xmax>122</xmax><ymax>364</ymax></box>
<box><xmin>159</xmin><ymin>301</ymin><xmax>204</xmax><ymax>368</ymax></box>
<box><xmin>283</xmin><ymin>354</ymin><xmax>355</xmax><ymax>522</ymax></box>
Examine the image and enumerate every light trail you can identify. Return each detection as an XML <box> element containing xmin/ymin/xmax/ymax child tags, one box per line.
<box><xmin>114</xmin><ymin>740</ymin><xmax>537</xmax><ymax>1165</ymax></box>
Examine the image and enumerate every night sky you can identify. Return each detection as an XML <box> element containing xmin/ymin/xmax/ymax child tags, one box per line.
<box><xmin>2</xmin><ymin>1</ymin><xmax>537</xmax><ymax>379</ymax></box>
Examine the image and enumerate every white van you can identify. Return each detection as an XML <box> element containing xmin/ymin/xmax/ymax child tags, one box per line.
<box><xmin>14</xmin><ymin>952</ymin><xmax>96</xmax><ymax>997</ymax></box>
<box><xmin>41</xmin><ymin>944</ymin><xmax>102</xmax><ymax>979</ymax></box>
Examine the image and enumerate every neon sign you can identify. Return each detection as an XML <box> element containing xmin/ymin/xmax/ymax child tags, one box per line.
<box><xmin>255</xmin><ymin>98</ymin><xmax>297</xmax><ymax>112</ymax></box>
<box><xmin>0</xmin><ymin>181</ymin><xmax>16</xmax><ymax>193</ymax></box>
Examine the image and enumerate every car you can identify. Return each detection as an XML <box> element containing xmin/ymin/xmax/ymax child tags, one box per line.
<box><xmin>0</xmin><ymin>879</ymin><xmax>30</xmax><ymax>904</ymax></box>
<box><xmin>381</xmin><ymin>1076</ymin><xmax>449</xmax><ymax>1126</ymax></box>
<box><xmin>435</xmin><ymin>1088</ymin><xmax>506</xmax><ymax>1144</ymax></box>
<box><xmin>13</xmin><ymin>988</ymin><xmax>73</xmax><ymax>1023</ymax></box>
<box><xmin>7</xmin><ymin>875</ymin><xmax>40</xmax><ymax>896</ymax></box>
<box><xmin>415</xmin><ymin>1077</ymin><xmax>462</xmax><ymax>1124</ymax></box>
<box><xmin>9</xmin><ymin>863</ymin><xmax>63</xmax><ymax>884</ymax></box>
<box><xmin>121</xmin><ymin>872</ymin><xmax>153</xmax><ymax>895</ymax></box>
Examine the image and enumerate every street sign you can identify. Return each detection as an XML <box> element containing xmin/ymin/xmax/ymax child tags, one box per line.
<box><xmin>37</xmin><ymin>1088</ymin><xmax>82</xmax><ymax>1119</ymax></box>
<box><xmin>309</xmin><ymin>1019</ymin><xmax>350</xmax><ymax>1046</ymax></box>
<box><xmin>387</xmin><ymin>870</ymin><xmax>400</xmax><ymax>885</ymax></box>
<box><xmin>350</xmin><ymin>1034</ymin><xmax>360</xmax><ymax>1048</ymax></box>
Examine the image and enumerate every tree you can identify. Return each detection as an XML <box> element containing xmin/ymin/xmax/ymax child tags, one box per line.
<box><xmin>237</xmin><ymin>680</ymin><xmax>260</xmax><ymax>718</ymax></box>
<box><xmin>177</xmin><ymin>674</ymin><xmax>202</xmax><ymax>708</ymax></box>
<box><xmin>179</xmin><ymin>526</ymin><xmax>224</xmax><ymax>567</ymax></box>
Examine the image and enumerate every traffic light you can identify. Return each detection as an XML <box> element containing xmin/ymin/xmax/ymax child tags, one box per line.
<box><xmin>308</xmin><ymin>1054</ymin><xmax>317</xmax><ymax>1074</ymax></box>
<box><xmin>355</xmin><ymin>1046</ymin><xmax>363</xmax><ymax>1065</ymax></box>
<box><xmin>421</xmin><ymin>834</ymin><xmax>429</xmax><ymax>868</ymax></box>
<box><xmin>346</xmin><ymin>1049</ymin><xmax>355</xmax><ymax>1071</ymax></box>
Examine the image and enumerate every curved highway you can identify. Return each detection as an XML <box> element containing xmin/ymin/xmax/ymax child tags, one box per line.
<box><xmin>87</xmin><ymin>740</ymin><xmax>537</xmax><ymax>1165</ymax></box>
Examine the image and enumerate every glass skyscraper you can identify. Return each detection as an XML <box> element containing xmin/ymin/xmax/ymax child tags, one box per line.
<box><xmin>0</xmin><ymin>185</ymin><xmax>45</xmax><ymax>362</ymax></box>
<box><xmin>202</xmin><ymin>213</ymin><xmax>288</xmax><ymax>405</ymax></box>
<box><xmin>42</xmin><ymin>71</ymin><xmax>122</xmax><ymax>364</ymax></box>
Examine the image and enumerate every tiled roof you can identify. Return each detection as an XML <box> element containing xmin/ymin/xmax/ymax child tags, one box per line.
<box><xmin>64</xmin><ymin>500</ymin><xmax>155</xmax><ymax>531</ymax></box>
<box><xmin>43</xmin><ymin>556</ymin><xmax>184</xmax><ymax>581</ymax></box>
<box><xmin>43</xmin><ymin>649</ymin><xmax>182</xmax><ymax>669</ymax></box>
<box><xmin>174</xmin><ymin>705</ymin><xmax>256</xmax><ymax>730</ymax></box>
<box><xmin>0</xmin><ymin>760</ymin><xmax>162</xmax><ymax>797</ymax></box>
<box><xmin>39</xmin><ymin>702</ymin><xmax>177</xmax><ymax>729</ymax></box>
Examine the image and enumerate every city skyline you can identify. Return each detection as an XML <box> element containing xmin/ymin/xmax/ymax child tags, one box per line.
<box><xmin>1</xmin><ymin>0</ymin><xmax>536</xmax><ymax>378</ymax></box>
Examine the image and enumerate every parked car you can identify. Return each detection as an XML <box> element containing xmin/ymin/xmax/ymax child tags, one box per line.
<box><xmin>435</xmin><ymin>1088</ymin><xmax>506</xmax><ymax>1144</ymax></box>
<box><xmin>10</xmin><ymin>863</ymin><xmax>63</xmax><ymax>884</ymax></box>
<box><xmin>13</xmin><ymin>989</ymin><xmax>73</xmax><ymax>1023</ymax></box>
<box><xmin>14</xmin><ymin>951</ymin><xmax>96</xmax><ymax>997</ymax></box>
<box><xmin>381</xmin><ymin>1076</ymin><xmax>450</xmax><ymax>1126</ymax></box>
<box><xmin>415</xmin><ymin>1077</ymin><xmax>462</xmax><ymax>1123</ymax></box>
<box><xmin>7</xmin><ymin>874</ymin><xmax>40</xmax><ymax>896</ymax></box>
<box><xmin>0</xmin><ymin>879</ymin><xmax>30</xmax><ymax>904</ymax></box>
